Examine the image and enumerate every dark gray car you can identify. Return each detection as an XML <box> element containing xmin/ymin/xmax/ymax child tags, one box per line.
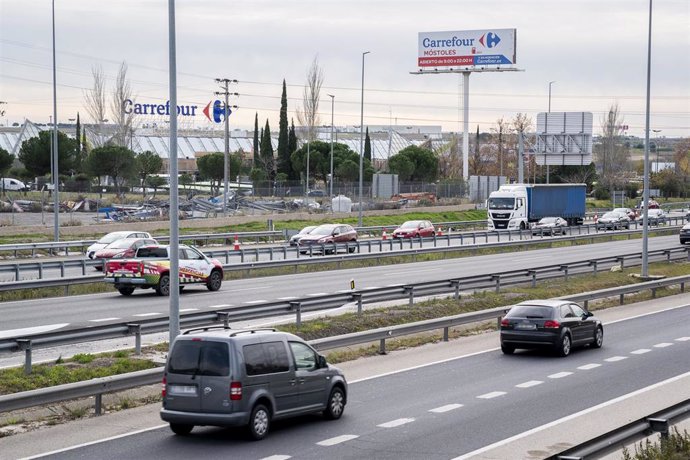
<box><xmin>160</xmin><ymin>327</ymin><xmax>347</xmax><ymax>440</ymax></box>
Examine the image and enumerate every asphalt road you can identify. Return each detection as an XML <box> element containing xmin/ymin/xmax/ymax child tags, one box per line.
<box><xmin>24</xmin><ymin>302</ymin><xmax>690</xmax><ymax>460</ymax></box>
<box><xmin>0</xmin><ymin>235</ymin><xmax>683</xmax><ymax>336</ymax></box>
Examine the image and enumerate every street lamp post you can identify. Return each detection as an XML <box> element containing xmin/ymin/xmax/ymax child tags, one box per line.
<box><xmin>359</xmin><ymin>51</ymin><xmax>370</xmax><ymax>227</ymax></box>
<box><xmin>328</xmin><ymin>94</ymin><xmax>335</xmax><ymax>202</ymax></box>
<box><xmin>546</xmin><ymin>81</ymin><xmax>556</xmax><ymax>184</ymax></box>
<box><xmin>652</xmin><ymin>129</ymin><xmax>662</xmax><ymax>171</ymax></box>
<box><xmin>51</xmin><ymin>0</ymin><xmax>59</xmax><ymax>242</ymax></box>
<box><xmin>642</xmin><ymin>0</ymin><xmax>654</xmax><ymax>279</ymax></box>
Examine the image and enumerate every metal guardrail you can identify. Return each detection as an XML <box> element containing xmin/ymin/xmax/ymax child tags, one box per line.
<box><xmin>0</xmin><ymin>221</ymin><xmax>682</xmax><ymax>282</ymax></box>
<box><xmin>2</xmin><ymin>271</ymin><xmax>690</xmax><ymax>416</ymax></box>
<box><xmin>2</xmin><ymin>248</ymin><xmax>689</xmax><ymax>372</ymax></box>
<box><xmin>552</xmin><ymin>397</ymin><xmax>690</xmax><ymax>460</ymax></box>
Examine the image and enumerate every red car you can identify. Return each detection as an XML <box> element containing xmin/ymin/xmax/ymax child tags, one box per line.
<box><xmin>94</xmin><ymin>237</ymin><xmax>158</xmax><ymax>270</ymax></box>
<box><xmin>297</xmin><ymin>224</ymin><xmax>358</xmax><ymax>254</ymax></box>
<box><xmin>392</xmin><ymin>220</ymin><xmax>435</xmax><ymax>238</ymax></box>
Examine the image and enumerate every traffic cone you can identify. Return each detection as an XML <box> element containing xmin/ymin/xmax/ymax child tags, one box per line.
<box><xmin>233</xmin><ymin>235</ymin><xmax>240</xmax><ymax>251</ymax></box>
<box><xmin>382</xmin><ymin>229</ymin><xmax>388</xmax><ymax>240</ymax></box>
<box><xmin>594</xmin><ymin>213</ymin><xmax>598</xmax><ymax>224</ymax></box>
<box><xmin>437</xmin><ymin>227</ymin><xmax>443</xmax><ymax>236</ymax></box>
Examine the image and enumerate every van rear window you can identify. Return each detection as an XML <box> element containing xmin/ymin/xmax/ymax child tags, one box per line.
<box><xmin>169</xmin><ymin>341</ymin><xmax>229</xmax><ymax>376</ymax></box>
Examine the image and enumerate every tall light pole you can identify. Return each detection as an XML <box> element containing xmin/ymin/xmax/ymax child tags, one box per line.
<box><xmin>328</xmin><ymin>94</ymin><xmax>335</xmax><ymax>201</ymax></box>
<box><xmin>51</xmin><ymin>0</ymin><xmax>59</xmax><ymax>242</ymax></box>
<box><xmin>359</xmin><ymin>51</ymin><xmax>370</xmax><ymax>227</ymax></box>
<box><xmin>168</xmin><ymin>0</ymin><xmax>180</xmax><ymax>343</ymax></box>
<box><xmin>548</xmin><ymin>81</ymin><xmax>556</xmax><ymax>113</ymax></box>
<box><xmin>214</xmin><ymin>79</ymin><xmax>238</xmax><ymax>216</ymax></box>
<box><xmin>546</xmin><ymin>81</ymin><xmax>555</xmax><ymax>184</ymax></box>
<box><xmin>652</xmin><ymin>129</ymin><xmax>662</xmax><ymax>170</ymax></box>
<box><xmin>641</xmin><ymin>0</ymin><xmax>654</xmax><ymax>279</ymax></box>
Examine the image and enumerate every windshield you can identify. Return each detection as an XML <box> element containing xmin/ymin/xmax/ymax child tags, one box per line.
<box><xmin>538</xmin><ymin>218</ymin><xmax>557</xmax><ymax>224</ymax></box>
<box><xmin>602</xmin><ymin>212</ymin><xmax>619</xmax><ymax>219</ymax></box>
<box><xmin>488</xmin><ymin>198</ymin><xmax>515</xmax><ymax>210</ymax></box>
<box><xmin>299</xmin><ymin>226</ymin><xmax>317</xmax><ymax>235</ymax></box>
<box><xmin>311</xmin><ymin>226</ymin><xmax>335</xmax><ymax>236</ymax></box>
<box><xmin>98</xmin><ymin>233</ymin><xmax>127</xmax><ymax>244</ymax></box>
<box><xmin>401</xmin><ymin>221</ymin><xmax>422</xmax><ymax>229</ymax></box>
<box><xmin>107</xmin><ymin>239</ymin><xmax>138</xmax><ymax>249</ymax></box>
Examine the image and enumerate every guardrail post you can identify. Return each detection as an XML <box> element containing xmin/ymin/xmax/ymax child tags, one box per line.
<box><xmin>290</xmin><ymin>301</ymin><xmax>302</xmax><ymax>328</ymax></box>
<box><xmin>451</xmin><ymin>280</ymin><xmax>460</xmax><ymax>300</ymax></box>
<box><xmin>352</xmin><ymin>293</ymin><xmax>363</xmax><ymax>316</ymax></box>
<box><xmin>620</xmin><ymin>293</ymin><xmax>625</xmax><ymax>305</ymax></box>
<box><xmin>443</xmin><ymin>327</ymin><xmax>449</xmax><ymax>342</ymax></box>
<box><xmin>127</xmin><ymin>324</ymin><xmax>142</xmax><ymax>355</ymax></box>
<box><xmin>379</xmin><ymin>338</ymin><xmax>387</xmax><ymax>355</ymax></box>
<box><xmin>269</xmin><ymin>247</ymin><xmax>274</xmax><ymax>261</ymax></box>
<box><xmin>648</xmin><ymin>417</ymin><xmax>670</xmax><ymax>439</ymax></box>
<box><xmin>81</xmin><ymin>259</ymin><xmax>87</xmax><ymax>275</ymax></box>
<box><xmin>433</xmin><ymin>234</ymin><xmax>437</xmax><ymax>248</ymax></box>
<box><xmin>584</xmin><ymin>300</ymin><xmax>589</xmax><ymax>310</ymax></box>
<box><xmin>651</xmin><ymin>287</ymin><xmax>657</xmax><ymax>298</ymax></box>
<box><xmin>18</xmin><ymin>339</ymin><xmax>32</xmax><ymax>374</ymax></box>
<box><xmin>492</xmin><ymin>275</ymin><xmax>501</xmax><ymax>293</ymax></box>
<box><xmin>60</xmin><ymin>261</ymin><xmax>65</xmax><ymax>278</ymax></box>
<box><xmin>14</xmin><ymin>263</ymin><xmax>19</xmax><ymax>282</ymax></box>
<box><xmin>404</xmin><ymin>285</ymin><xmax>414</xmax><ymax>308</ymax></box>
<box><xmin>616</xmin><ymin>256</ymin><xmax>625</xmax><ymax>269</ymax></box>
<box><xmin>282</xmin><ymin>246</ymin><xmax>287</xmax><ymax>260</ymax></box>
<box><xmin>240</xmin><ymin>249</ymin><xmax>245</xmax><ymax>263</ymax></box>
<box><xmin>681</xmin><ymin>282</ymin><xmax>685</xmax><ymax>293</ymax></box>
<box><xmin>216</xmin><ymin>311</ymin><xmax>231</xmax><ymax>328</ymax></box>
<box><xmin>560</xmin><ymin>265</ymin><xmax>569</xmax><ymax>282</ymax></box>
<box><xmin>665</xmin><ymin>250</ymin><xmax>671</xmax><ymax>263</ymax></box>
<box><xmin>38</xmin><ymin>262</ymin><xmax>43</xmax><ymax>280</ymax></box>
<box><xmin>590</xmin><ymin>260</ymin><xmax>598</xmax><ymax>275</ymax></box>
<box><xmin>529</xmin><ymin>270</ymin><xmax>537</xmax><ymax>288</ymax></box>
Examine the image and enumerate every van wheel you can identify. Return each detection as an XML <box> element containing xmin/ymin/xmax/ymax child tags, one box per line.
<box><xmin>170</xmin><ymin>423</ymin><xmax>193</xmax><ymax>435</ymax></box>
<box><xmin>117</xmin><ymin>287</ymin><xmax>135</xmax><ymax>296</ymax></box>
<box><xmin>324</xmin><ymin>387</ymin><xmax>345</xmax><ymax>420</ymax></box>
<box><xmin>248</xmin><ymin>404</ymin><xmax>270</xmax><ymax>440</ymax></box>
<box><xmin>156</xmin><ymin>274</ymin><xmax>170</xmax><ymax>296</ymax></box>
<box><xmin>206</xmin><ymin>269</ymin><xmax>222</xmax><ymax>291</ymax></box>
<box><xmin>556</xmin><ymin>333</ymin><xmax>572</xmax><ymax>357</ymax></box>
<box><xmin>592</xmin><ymin>326</ymin><xmax>604</xmax><ymax>348</ymax></box>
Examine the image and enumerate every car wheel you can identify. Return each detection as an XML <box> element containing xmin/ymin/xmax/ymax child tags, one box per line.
<box><xmin>348</xmin><ymin>245</ymin><xmax>356</xmax><ymax>253</ymax></box>
<box><xmin>117</xmin><ymin>286</ymin><xmax>135</xmax><ymax>296</ymax></box>
<box><xmin>557</xmin><ymin>333</ymin><xmax>572</xmax><ymax>357</ymax></box>
<box><xmin>170</xmin><ymin>423</ymin><xmax>193</xmax><ymax>436</ymax></box>
<box><xmin>248</xmin><ymin>404</ymin><xmax>270</xmax><ymax>441</ymax></box>
<box><xmin>592</xmin><ymin>326</ymin><xmax>604</xmax><ymax>348</ymax></box>
<box><xmin>324</xmin><ymin>387</ymin><xmax>345</xmax><ymax>420</ymax></box>
<box><xmin>206</xmin><ymin>269</ymin><xmax>222</xmax><ymax>291</ymax></box>
<box><xmin>156</xmin><ymin>274</ymin><xmax>170</xmax><ymax>296</ymax></box>
<box><xmin>501</xmin><ymin>344</ymin><xmax>515</xmax><ymax>355</ymax></box>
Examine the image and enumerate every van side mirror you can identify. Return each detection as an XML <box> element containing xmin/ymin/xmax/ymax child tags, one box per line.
<box><xmin>318</xmin><ymin>355</ymin><xmax>327</xmax><ymax>368</ymax></box>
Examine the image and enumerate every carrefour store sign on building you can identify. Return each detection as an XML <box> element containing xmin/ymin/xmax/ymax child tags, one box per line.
<box><xmin>417</xmin><ymin>29</ymin><xmax>516</xmax><ymax>68</ymax></box>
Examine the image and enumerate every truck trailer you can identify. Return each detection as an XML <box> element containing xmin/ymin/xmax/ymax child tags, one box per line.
<box><xmin>487</xmin><ymin>183</ymin><xmax>586</xmax><ymax>231</ymax></box>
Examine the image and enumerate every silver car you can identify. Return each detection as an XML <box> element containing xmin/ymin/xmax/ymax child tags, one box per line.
<box><xmin>161</xmin><ymin>327</ymin><xmax>347</xmax><ymax>440</ymax></box>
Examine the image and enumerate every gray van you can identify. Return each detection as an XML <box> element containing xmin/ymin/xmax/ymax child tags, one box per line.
<box><xmin>160</xmin><ymin>327</ymin><xmax>348</xmax><ymax>440</ymax></box>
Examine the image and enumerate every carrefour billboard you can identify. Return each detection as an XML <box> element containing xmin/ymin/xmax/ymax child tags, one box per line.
<box><xmin>417</xmin><ymin>29</ymin><xmax>516</xmax><ymax>68</ymax></box>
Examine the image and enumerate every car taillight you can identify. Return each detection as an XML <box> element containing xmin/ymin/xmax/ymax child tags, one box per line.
<box><xmin>230</xmin><ymin>381</ymin><xmax>242</xmax><ymax>400</ymax></box>
<box><xmin>162</xmin><ymin>376</ymin><xmax>167</xmax><ymax>398</ymax></box>
<box><xmin>500</xmin><ymin>319</ymin><xmax>509</xmax><ymax>327</ymax></box>
<box><xmin>543</xmin><ymin>320</ymin><xmax>560</xmax><ymax>328</ymax></box>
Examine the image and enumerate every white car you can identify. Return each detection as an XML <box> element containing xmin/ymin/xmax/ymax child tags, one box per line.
<box><xmin>86</xmin><ymin>231</ymin><xmax>153</xmax><ymax>259</ymax></box>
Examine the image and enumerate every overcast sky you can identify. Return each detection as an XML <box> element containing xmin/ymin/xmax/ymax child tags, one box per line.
<box><xmin>1</xmin><ymin>0</ymin><xmax>688</xmax><ymax>137</ymax></box>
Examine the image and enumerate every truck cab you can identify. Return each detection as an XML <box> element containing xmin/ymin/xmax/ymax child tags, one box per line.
<box><xmin>487</xmin><ymin>185</ymin><xmax>529</xmax><ymax>231</ymax></box>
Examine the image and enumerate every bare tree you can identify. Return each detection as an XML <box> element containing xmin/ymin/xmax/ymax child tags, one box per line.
<box><xmin>491</xmin><ymin>117</ymin><xmax>512</xmax><ymax>178</ymax></box>
<box><xmin>110</xmin><ymin>62</ymin><xmax>136</xmax><ymax>148</ymax></box>
<box><xmin>83</xmin><ymin>65</ymin><xmax>107</xmax><ymax>147</ymax></box>
<box><xmin>296</xmin><ymin>56</ymin><xmax>324</xmax><ymax>142</ymax></box>
<box><xmin>595</xmin><ymin>103</ymin><xmax>630</xmax><ymax>189</ymax></box>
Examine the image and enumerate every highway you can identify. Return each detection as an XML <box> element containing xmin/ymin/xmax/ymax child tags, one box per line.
<box><xmin>0</xmin><ymin>235</ymin><xmax>684</xmax><ymax>336</ymax></box>
<box><xmin>3</xmin><ymin>296</ymin><xmax>689</xmax><ymax>459</ymax></box>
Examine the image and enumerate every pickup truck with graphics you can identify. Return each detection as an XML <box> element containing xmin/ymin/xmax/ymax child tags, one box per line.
<box><xmin>104</xmin><ymin>244</ymin><xmax>223</xmax><ymax>296</ymax></box>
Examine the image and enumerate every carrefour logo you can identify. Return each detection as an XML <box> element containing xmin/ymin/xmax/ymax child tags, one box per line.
<box><xmin>479</xmin><ymin>32</ymin><xmax>501</xmax><ymax>48</ymax></box>
<box><xmin>121</xmin><ymin>99</ymin><xmax>231</xmax><ymax>123</ymax></box>
<box><xmin>202</xmin><ymin>100</ymin><xmax>233</xmax><ymax>124</ymax></box>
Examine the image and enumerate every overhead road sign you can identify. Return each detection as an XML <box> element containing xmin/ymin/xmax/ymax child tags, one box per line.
<box><xmin>534</xmin><ymin>112</ymin><xmax>593</xmax><ymax>166</ymax></box>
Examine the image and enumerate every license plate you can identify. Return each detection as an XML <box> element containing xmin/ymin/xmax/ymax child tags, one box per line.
<box><xmin>168</xmin><ymin>384</ymin><xmax>198</xmax><ymax>396</ymax></box>
<box><xmin>515</xmin><ymin>323</ymin><xmax>537</xmax><ymax>330</ymax></box>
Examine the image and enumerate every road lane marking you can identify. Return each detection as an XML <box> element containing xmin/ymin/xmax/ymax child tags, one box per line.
<box><xmin>377</xmin><ymin>418</ymin><xmax>415</xmax><ymax>428</ymax></box>
<box><xmin>260</xmin><ymin>456</ymin><xmax>291</xmax><ymax>460</ymax></box>
<box><xmin>676</xmin><ymin>337</ymin><xmax>690</xmax><ymax>341</ymax></box>
<box><xmin>89</xmin><ymin>318</ymin><xmax>120</xmax><ymax>322</ymax></box>
<box><xmin>179</xmin><ymin>308</ymin><xmax>198</xmax><ymax>312</ymax></box>
<box><xmin>604</xmin><ymin>356</ymin><xmax>628</xmax><ymax>362</ymax></box>
<box><xmin>429</xmin><ymin>404</ymin><xmax>463</xmax><ymax>413</ymax></box>
<box><xmin>451</xmin><ymin>370</ymin><xmax>690</xmax><ymax>460</ymax></box>
<box><xmin>316</xmin><ymin>434</ymin><xmax>359</xmax><ymax>446</ymax></box>
<box><xmin>548</xmin><ymin>372</ymin><xmax>572</xmax><ymax>379</ymax></box>
<box><xmin>244</xmin><ymin>300</ymin><xmax>267</xmax><ymax>304</ymax></box>
<box><xmin>654</xmin><ymin>342</ymin><xmax>673</xmax><ymax>348</ymax></box>
<box><xmin>477</xmin><ymin>391</ymin><xmax>506</xmax><ymax>399</ymax></box>
<box><xmin>308</xmin><ymin>293</ymin><xmax>328</xmax><ymax>296</ymax></box>
<box><xmin>207</xmin><ymin>304</ymin><xmax>231</xmax><ymax>309</ymax></box>
<box><xmin>277</xmin><ymin>296</ymin><xmax>299</xmax><ymax>300</ymax></box>
<box><xmin>0</xmin><ymin>323</ymin><xmax>69</xmax><ymax>340</ymax></box>
<box><xmin>516</xmin><ymin>380</ymin><xmax>543</xmax><ymax>388</ymax></box>
<box><xmin>631</xmin><ymin>348</ymin><xmax>652</xmax><ymax>354</ymax></box>
<box><xmin>133</xmin><ymin>313</ymin><xmax>159</xmax><ymax>317</ymax></box>
<box><xmin>577</xmin><ymin>363</ymin><xmax>601</xmax><ymax>370</ymax></box>
<box><xmin>232</xmin><ymin>285</ymin><xmax>273</xmax><ymax>292</ymax></box>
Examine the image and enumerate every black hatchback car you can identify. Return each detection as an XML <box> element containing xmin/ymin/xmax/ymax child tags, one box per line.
<box><xmin>500</xmin><ymin>300</ymin><xmax>603</xmax><ymax>357</ymax></box>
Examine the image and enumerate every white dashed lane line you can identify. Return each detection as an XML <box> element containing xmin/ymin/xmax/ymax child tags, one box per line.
<box><xmin>133</xmin><ymin>313</ymin><xmax>159</xmax><ymax>317</ymax></box>
<box><xmin>207</xmin><ymin>304</ymin><xmax>232</xmax><ymax>309</ymax></box>
<box><xmin>477</xmin><ymin>391</ymin><xmax>506</xmax><ymax>399</ymax></box>
<box><xmin>377</xmin><ymin>418</ymin><xmax>415</xmax><ymax>428</ymax></box>
<box><xmin>307</xmin><ymin>293</ymin><xmax>328</xmax><ymax>297</ymax></box>
<box><xmin>89</xmin><ymin>318</ymin><xmax>120</xmax><ymax>322</ymax></box>
<box><xmin>631</xmin><ymin>349</ymin><xmax>652</xmax><ymax>354</ymax></box>
<box><xmin>516</xmin><ymin>380</ymin><xmax>543</xmax><ymax>388</ymax></box>
<box><xmin>277</xmin><ymin>296</ymin><xmax>299</xmax><ymax>300</ymax></box>
<box><xmin>604</xmin><ymin>356</ymin><xmax>628</xmax><ymax>362</ymax></box>
<box><xmin>548</xmin><ymin>372</ymin><xmax>572</xmax><ymax>379</ymax></box>
<box><xmin>654</xmin><ymin>342</ymin><xmax>673</xmax><ymax>348</ymax></box>
<box><xmin>260</xmin><ymin>456</ymin><xmax>291</xmax><ymax>460</ymax></box>
<box><xmin>429</xmin><ymin>404</ymin><xmax>463</xmax><ymax>413</ymax></box>
<box><xmin>676</xmin><ymin>337</ymin><xmax>690</xmax><ymax>341</ymax></box>
<box><xmin>316</xmin><ymin>434</ymin><xmax>359</xmax><ymax>446</ymax></box>
<box><xmin>577</xmin><ymin>363</ymin><xmax>601</xmax><ymax>370</ymax></box>
<box><xmin>179</xmin><ymin>308</ymin><xmax>198</xmax><ymax>312</ymax></box>
<box><xmin>244</xmin><ymin>300</ymin><xmax>267</xmax><ymax>304</ymax></box>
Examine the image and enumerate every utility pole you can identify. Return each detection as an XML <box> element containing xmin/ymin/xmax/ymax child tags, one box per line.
<box><xmin>214</xmin><ymin>78</ymin><xmax>238</xmax><ymax>216</ymax></box>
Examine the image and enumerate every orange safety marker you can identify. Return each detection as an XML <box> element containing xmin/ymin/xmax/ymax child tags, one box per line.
<box><xmin>382</xmin><ymin>229</ymin><xmax>388</xmax><ymax>240</ymax></box>
<box><xmin>437</xmin><ymin>227</ymin><xmax>443</xmax><ymax>236</ymax></box>
<box><xmin>233</xmin><ymin>235</ymin><xmax>240</xmax><ymax>251</ymax></box>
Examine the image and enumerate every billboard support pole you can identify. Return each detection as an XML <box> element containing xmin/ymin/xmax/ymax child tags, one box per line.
<box><xmin>518</xmin><ymin>131</ymin><xmax>524</xmax><ymax>183</ymax></box>
<box><xmin>462</xmin><ymin>72</ymin><xmax>470</xmax><ymax>182</ymax></box>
